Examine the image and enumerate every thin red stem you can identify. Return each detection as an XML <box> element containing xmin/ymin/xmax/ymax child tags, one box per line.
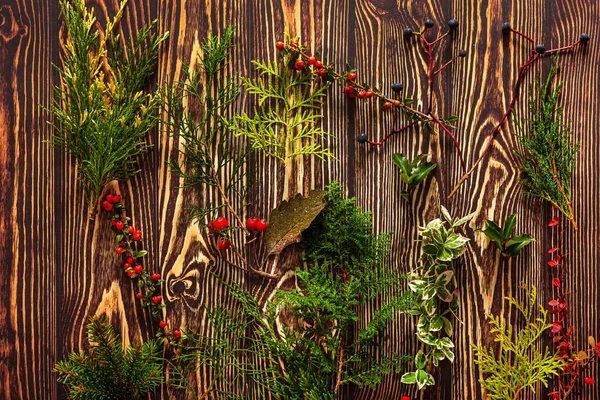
<box><xmin>434</xmin><ymin>58</ymin><xmax>456</xmax><ymax>76</ymax></box>
<box><xmin>545</xmin><ymin>41</ymin><xmax>581</xmax><ymax>55</ymax></box>
<box><xmin>430</xmin><ymin>113</ymin><xmax>465</xmax><ymax>166</ymax></box>
<box><xmin>367</xmin><ymin>120</ymin><xmax>419</xmax><ymax>146</ymax></box>
<box><xmin>510</xmin><ymin>28</ymin><xmax>535</xmax><ymax>44</ymax></box>
<box><xmin>431</xmin><ymin>31</ymin><xmax>450</xmax><ymax>46</ymax></box>
<box><xmin>448</xmin><ymin>53</ymin><xmax>539</xmax><ymax>198</ymax></box>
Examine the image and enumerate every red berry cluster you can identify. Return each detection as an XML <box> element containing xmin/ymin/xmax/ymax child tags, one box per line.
<box><xmin>276</xmin><ymin>39</ymin><xmax>326</xmax><ymax>77</ymax></box>
<box><xmin>546</xmin><ymin>213</ymin><xmax>599</xmax><ymax>399</ymax></box>
<box><xmin>208</xmin><ymin>216</ymin><xmax>232</xmax><ymax>251</ymax></box>
<box><xmin>246</xmin><ymin>217</ymin><xmax>269</xmax><ymax>232</ymax></box>
<box><xmin>103</xmin><ymin>193</ymin><xmax>164</xmax><ymax>320</ymax></box>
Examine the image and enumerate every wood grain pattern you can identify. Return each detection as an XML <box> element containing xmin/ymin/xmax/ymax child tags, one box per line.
<box><xmin>0</xmin><ymin>0</ymin><xmax>598</xmax><ymax>399</ymax></box>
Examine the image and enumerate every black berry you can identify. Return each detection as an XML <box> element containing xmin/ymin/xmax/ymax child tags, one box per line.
<box><xmin>357</xmin><ymin>133</ymin><xmax>368</xmax><ymax>144</ymax></box>
<box><xmin>502</xmin><ymin>22</ymin><xmax>511</xmax><ymax>35</ymax></box>
<box><xmin>535</xmin><ymin>44</ymin><xmax>546</xmax><ymax>54</ymax></box>
<box><xmin>580</xmin><ymin>33</ymin><xmax>590</xmax><ymax>45</ymax></box>
<box><xmin>391</xmin><ymin>83</ymin><xmax>404</xmax><ymax>92</ymax></box>
<box><xmin>448</xmin><ymin>19</ymin><xmax>459</xmax><ymax>29</ymax></box>
<box><xmin>424</xmin><ymin>19</ymin><xmax>434</xmax><ymax>28</ymax></box>
<box><xmin>403</xmin><ymin>28</ymin><xmax>414</xmax><ymax>40</ymax></box>
<box><xmin>458</xmin><ymin>49</ymin><xmax>467</xmax><ymax>57</ymax></box>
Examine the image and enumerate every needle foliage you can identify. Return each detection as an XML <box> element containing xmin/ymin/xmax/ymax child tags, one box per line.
<box><xmin>48</xmin><ymin>0</ymin><xmax>167</xmax><ymax>213</ymax></box>
<box><xmin>512</xmin><ymin>58</ymin><xmax>580</xmax><ymax>228</ymax></box>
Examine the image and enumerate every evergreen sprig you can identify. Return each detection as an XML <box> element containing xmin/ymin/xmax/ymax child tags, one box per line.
<box><xmin>49</xmin><ymin>0</ymin><xmax>168</xmax><ymax>216</ymax></box>
<box><xmin>472</xmin><ymin>286</ymin><xmax>565</xmax><ymax>400</ymax></box>
<box><xmin>513</xmin><ymin>57</ymin><xmax>580</xmax><ymax>229</ymax></box>
<box><xmin>229</xmin><ymin>39</ymin><xmax>334</xmax><ymax>162</ymax></box>
<box><xmin>163</xmin><ymin>26</ymin><xmax>248</xmax><ymax>227</ymax></box>
<box><xmin>54</xmin><ymin>316</ymin><xmax>163</xmax><ymax>399</ymax></box>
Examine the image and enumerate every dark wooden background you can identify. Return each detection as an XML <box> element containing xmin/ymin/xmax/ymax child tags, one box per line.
<box><xmin>1</xmin><ymin>0</ymin><xmax>599</xmax><ymax>399</ymax></box>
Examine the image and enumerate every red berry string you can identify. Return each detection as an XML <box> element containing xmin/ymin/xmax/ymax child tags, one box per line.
<box><xmin>103</xmin><ymin>194</ymin><xmax>165</xmax><ymax>321</ymax></box>
<box><xmin>276</xmin><ymin>20</ymin><xmax>466</xmax><ymax>163</ymax></box>
<box><xmin>448</xmin><ymin>25</ymin><xmax>589</xmax><ymax>199</ymax></box>
<box><xmin>546</xmin><ymin>213</ymin><xmax>599</xmax><ymax>399</ymax></box>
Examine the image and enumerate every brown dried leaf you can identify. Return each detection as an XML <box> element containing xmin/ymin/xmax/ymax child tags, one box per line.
<box><xmin>265</xmin><ymin>190</ymin><xmax>327</xmax><ymax>256</ymax></box>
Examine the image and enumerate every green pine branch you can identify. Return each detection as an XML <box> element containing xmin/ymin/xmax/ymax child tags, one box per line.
<box><xmin>54</xmin><ymin>316</ymin><xmax>163</xmax><ymax>399</ymax></box>
<box><xmin>472</xmin><ymin>286</ymin><xmax>565</xmax><ymax>400</ymax></box>
<box><xmin>512</xmin><ymin>57</ymin><xmax>579</xmax><ymax>229</ymax></box>
<box><xmin>48</xmin><ymin>0</ymin><xmax>168</xmax><ymax>218</ymax></box>
<box><xmin>163</xmin><ymin>26</ymin><xmax>248</xmax><ymax>228</ymax></box>
<box><xmin>229</xmin><ymin>47</ymin><xmax>334</xmax><ymax>163</ymax></box>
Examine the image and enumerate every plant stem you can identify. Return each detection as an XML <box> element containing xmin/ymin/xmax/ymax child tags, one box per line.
<box><xmin>334</xmin><ymin>342</ymin><xmax>345</xmax><ymax>394</ymax></box>
<box><xmin>550</xmin><ymin>156</ymin><xmax>577</xmax><ymax>229</ymax></box>
<box><xmin>366</xmin><ymin>120</ymin><xmax>419</xmax><ymax>146</ymax></box>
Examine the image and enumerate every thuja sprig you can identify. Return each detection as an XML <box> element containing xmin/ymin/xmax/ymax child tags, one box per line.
<box><xmin>448</xmin><ymin>24</ymin><xmax>589</xmax><ymax>199</ymax></box>
<box><xmin>545</xmin><ymin>216</ymin><xmax>599</xmax><ymax>399</ymax></box>
<box><xmin>163</xmin><ymin>26</ymin><xmax>248</xmax><ymax>230</ymax></box>
<box><xmin>513</xmin><ymin>59</ymin><xmax>579</xmax><ymax>229</ymax></box>
<box><xmin>102</xmin><ymin>194</ymin><xmax>165</xmax><ymax>320</ymax></box>
<box><xmin>48</xmin><ymin>0</ymin><xmax>168</xmax><ymax>218</ymax></box>
<box><xmin>472</xmin><ymin>285</ymin><xmax>565</xmax><ymax>400</ymax></box>
<box><xmin>54</xmin><ymin>315</ymin><xmax>163</xmax><ymax>400</ymax></box>
<box><xmin>401</xmin><ymin>207</ymin><xmax>474</xmax><ymax>389</ymax></box>
<box><xmin>284</xmin><ymin>19</ymin><xmax>466</xmax><ymax>163</ymax></box>
<box><xmin>229</xmin><ymin>34</ymin><xmax>334</xmax><ymax>162</ymax></box>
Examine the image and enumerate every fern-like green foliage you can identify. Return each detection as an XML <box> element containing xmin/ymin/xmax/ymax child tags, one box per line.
<box><xmin>472</xmin><ymin>286</ymin><xmax>565</xmax><ymax>400</ymax></box>
<box><xmin>49</xmin><ymin>0</ymin><xmax>168</xmax><ymax>211</ymax></box>
<box><xmin>163</xmin><ymin>26</ymin><xmax>247</xmax><ymax>225</ymax></box>
<box><xmin>54</xmin><ymin>316</ymin><xmax>163</xmax><ymax>399</ymax></box>
<box><xmin>251</xmin><ymin>182</ymin><xmax>411</xmax><ymax>397</ymax></box>
<box><xmin>513</xmin><ymin>57</ymin><xmax>579</xmax><ymax>229</ymax></box>
<box><xmin>229</xmin><ymin>46</ymin><xmax>334</xmax><ymax>162</ymax></box>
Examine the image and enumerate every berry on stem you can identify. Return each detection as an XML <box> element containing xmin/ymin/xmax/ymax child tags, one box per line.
<box><xmin>112</xmin><ymin>195</ymin><xmax>121</xmax><ymax>203</ymax></box>
<box><xmin>391</xmin><ymin>83</ymin><xmax>404</xmax><ymax>92</ymax></box>
<box><xmin>535</xmin><ymin>44</ymin><xmax>546</xmax><ymax>54</ymax></box>
<box><xmin>357</xmin><ymin>91</ymin><xmax>365</xmax><ymax>98</ymax></box>
<box><xmin>123</xmin><ymin>263</ymin><xmax>131</xmax><ymax>270</ymax></box>
<box><xmin>424</xmin><ymin>19</ymin><xmax>434</xmax><ymax>28</ymax></box>
<box><xmin>502</xmin><ymin>22</ymin><xmax>511</xmax><ymax>35</ymax></box>
<box><xmin>317</xmin><ymin>68</ymin><xmax>326</xmax><ymax>77</ymax></box>
<box><xmin>128</xmin><ymin>226</ymin><xmax>136</xmax><ymax>234</ymax></box>
<box><xmin>246</xmin><ymin>217</ymin><xmax>259</xmax><ymax>231</ymax></box>
<box><xmin>136</xmin><ymin>293</ymin><xmax>143</xmax><ymax>299</ymax></box>
<box><xmin>347</xmin><ymin>72</ymin><xmax>357</xmax><ymax>81</ymax></box>
<box><xmin>314</xmin><ymin>60</ymin><xmax>323</xmax><ymax>68</ymax></box>
<box><xmin>357</xmin><ymin>133</ymin><xmax>368</xmax><ymax>144</ymax></box>
<box><xmin>580</xmin><ymin>33</ymin><xmax>590</xmax><ymax>45</ymax></box>
<box><xmin>256</xmin><ymin>219</ymin><xmax>269</xmax><ymax>232</ymax></box>
<box><xmin>151</xmin><ymin>273</ymin><xmax>161</xmax><ymax>282</ymax></box>
<box><xmin>151</xmin><ymin>295</ymin><xmax>162</xmax><ymax>304</ymax></box>
<box><xmin>106</xmin><ymin>195</ymin><xmax>114</xmax><ymax>203</ymax></box>
<box><xmin>307</xmin><ymin>56</ymin><xmax>317</xmax><ymax>65</ymax></box>
<box><xmin>295</xmin><ymin>60</ymin><xmax>305</xmax><ymax>70</ymax></box>
<box><xmin>365</xmin><ymin>90</ymin><xmax>373</xmax><ymax>98</ymax></box>
<box><xmin>458</xmin><ymin>49</ymin><xmax>467</xmax><ymax>57</ymax></box>
<box><xmin>127</xmin><ymin>256</ymin><xmax>135</xmax><ymax>264</ymax></box>
<box><xmin>218</xmin><ymin>237</ymin><xmax>231</xmax><ymax>251</ymax></box>
<box><xmin>115</xmin><ymin>221</ymin><xmax>124</xmax><ymax>231</ymax></box>
<box><xmin>403</xmin><ymin>27</ymin><xmax>414</xmax><ymax>40</ymax></box>
<box><xmin>133</xmin><ymin>265</ymin><xmax>143</xmax><ymax>274</ymax></box>
<box><xmin>276</xmin><ymin>41</ymin><xmax>285</xmax><ymax>50</ymax></box>
<box><xmin>158</xmin><ymin>320</ymin><xmax>167</xmax><ymax>328</ymax></box>
<box><xmin>383</xmin><ymin>101</ymin><xmax>392</xmax><ymax>110</ymax></box>
<box><xmin>115</xmin><ymin>247</ymin><xmax>124</xmax><ymax>255</ymax></box>
<box><xmin>448</xmin><ymin>19</ymin><xmax>459</xmax><ymax>29</ymax></box>
<box><xmin>102</xmin><ymin>201</ymin><xmax>113</xmax><ymax>211</ymax></box>
<box><xmin>584</xmin><ymin>377</ymin><xmax>595</xmax><ymax>385</ymax></box>
<box><xmin>213</xmin><ymin>216</ymin><xmax>229</xmax><ymax>231</ymax></box>
<box><xmin>173</xmin><ymin>330</ymin><xmax>182</xmax><ymax>339</ymax></box>
<box><xmin>127</xmin><ymin>270</ymin><xmax>135</xmax><ymax>278</ymax></box>
<box><xmin>344</xmin><ymin>86</ymin><xmax>356</xmax><ymax>98</ymax></box>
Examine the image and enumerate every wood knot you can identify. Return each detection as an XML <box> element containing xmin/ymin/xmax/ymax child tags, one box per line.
<box><xmin>0</xmin><ymin>5</ymin><xmax>25</xmax><ymax>42</ymax></box>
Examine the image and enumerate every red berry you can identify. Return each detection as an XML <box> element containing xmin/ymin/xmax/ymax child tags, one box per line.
<box><xmin>127</xmin><ymin>270</ymin><xmax>135</xmax><ymax>277</ymax></box>
<box><xmin>290</xmin><ymin>40</ymin><xmax>298</xmax><ymax>49</ymax></box>
<box><xmin>173</xmin><ymin>330</ymin><xmax>182</xmax><ymax>339</ymax></box>
<box><xmin>402</xmin><ymin>397</ymin><xmax>411</xmax><ymax>400</ymax></box>
<box><xmin>136</xmin><ymin>293</ymin><xmax>143</xmax><ymax>299</ymax></box>
<box><xmin>383</xmin><ymin>101</ymin><xmax>392</xmax><ymax>110</ymax></box>
<box><xmin>207</xmin><ymin>220</ymin><xmax>218</xmax><ymax>235</ymax></box>
<box><xmin>133</xmin><ymin>265</ymin><xmax>143</xmax><ymax>274</ymax></box>
<box><xmin>151</xmin><ymin>273</ymin><xmax>161</xmax><ymax>282</ymax></box>
<box><xmin>347</xmin><ymin>72</ymin><xmax>357</xmax><ymax>81</ymax></box>
<box><xmin>127</xmin><ymin>256</ymin><xmax>135</xmax><ymax>264</ymax></box>
<box><xmin>218</xmin><ymin>237</ymin><xmax>231</xmax><ymax>251</ymax></box>
<box><xmin>123</xmin><ymin>263</ymin><xmax>131</xmax><ymax>270</ymax></box>
<box><xmin>213</xmin><ymin>217</ymin><xmax>229</xmax><ymax>231</ymax></box>
<box><xmin>276</xmin><ymin>41</ymin><xmax>285</xmax><ymax>50</ymax></box>
<box><xmin>134</xmin><ymin>229</ymin><xmax>142</xmax><ymax>236</ymax></box>
<box><xmin>128</xmin><ymin>226</ymin><xmax>136</xmax><ymax>234</ymax></box>
<box><xmin>115</xmin><ymin>247</ymin><xmax>124</xmax><ymax>255</ymax></box>
<box><xmin>317</xmin><ymin>68</ymin><xmax>326</xmax><ymax>77</ymax></box>
<box><xmin>344</xmin><ymin>86</ymin><xmax>356</xmax><ymax>98</ymax></box>
<box><xmin>112</xmin><ymin>195</ymin><xmax>121</xmax><ymax>203</ymax></box>
<box><xmin>307</xmin><ymin>56</ymin><xmax>317</xmax><ymax>65</ymax></box>
<box><xmin>246</xmin><ymin>218</ymin><xmax>258</xmax><ymax>231</ymax></box>
<box><xmin>133</xmin><ymin>234</ymin><xmax>142</xmax><ymax>241</ymax></box>
<box><xmin>106</xmin><ymin>195</ymin><xmax>114</xmax><ymax>203</ymax></box>
<box><xmin>357</xmin><ymin>91</ymin><xmax>365</xmax><ymax>98</ymax></box>
<box><xmin>115</xmin><ymin>221</ymin><xmax>125</xmax><ymax>230</ymax></box>
<box><xmin>314</xmin><ymin>60</ymin><xmax>323</xmax><ymax>68</ymax></box>
<box><xmin>111</xmin><ymin>220</ymin><xmax>118</xmax><ymax>226</ymax></box>
<box><xmin>585</xmin><ymin>377</ymin><xmax>595</xmax><ymax>385</ymax></box>
<box><xmin>151</xmin><ymin>295</ymin><xmax>162</xmax><ymax>304</ymax></box>
<box><xmin>295</xmin><ymin>60</ymin><xmax>305</xmax><ymax>70</ymax></box>
<box><xmin>256</xmin><ymin>219</ymin><xmax>269</xmax><ymax>232</ymax></box>
<box><xmin>158</xmin><ymin>320</ymin><xmax>167</xmax><ymax>328</ymax></box>
<box><xmin>365</xmin><ymin>90</ymin><xmax>373</xmax><ymax>98</ymax></box>
<box><xmin>103</xmin><ymin>201</ymin><xmax>113</xmax><ymax>211</ymax></box>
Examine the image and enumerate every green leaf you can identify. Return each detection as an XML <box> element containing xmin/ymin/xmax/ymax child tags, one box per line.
<box><xmin>504</xmin><ymin>214</ymin><xmax>517</xmax><ymax>237</ymax></box>
<box><xmin>133</xmin><ymin>250</ymin><xmax>148</xmax><ymax>258</ymax></box>
<box><xmin>430</xmin><ymin>316</ymin><xmax>444</xmax><ymax>332</ymax></box>
<box><xmin>504</xmin><ymin>234</ymin><xmax>534</xmax><ymax>257</ymax></box>
<box><xmin>401</xmin><ymin>372</ymin><xmax>417</xmax><ymax>384</ymax></box>
<box><xmin>435</xmin><ymin>270</ymin><xmax>454</xmax><ymax>286</ymax></box>
<box><xmin>481</xmin><ymin>220</ymin><xmax>505</xmax><ymax>245</ymax></box>
<box><xmin>440</xmin><ymin>206</ymin><xmax>453</xmax><ymax>223</ymax></box>
<box><xmin>453</xmin><ymin>212</ymin><xmax>475</xmax><ymax>227</ymax></box>
<box><xmin>392</xmin><ymin>153</ymin><xmax>410</xmax><ymax>175</ymax></box>
<box><xmin>415</xmin><ymin>350</ymin><xmax>426</xmax><ymax>369</ymax></box>
<box><xmin>409</xmin><ymin>162</ymin><xmax>437</xmax><ymax>186</ymax></box>
<box><xmin>265</xmin><ymin>190</ymin><xmax>327</xmax><ymax>255</ymax></box>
